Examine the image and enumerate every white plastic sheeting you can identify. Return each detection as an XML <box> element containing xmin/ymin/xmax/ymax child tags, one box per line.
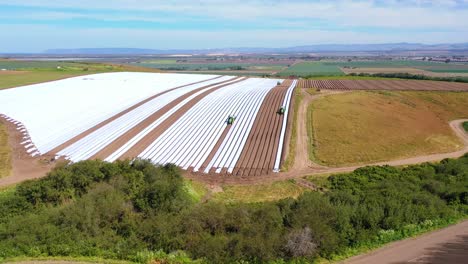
<box><xmin>137</xmin><ymin>78</ymin><xmax>281</xmax><ymax>173</ymax></box>
<box><xmin>0</xmin><ymin>72</ymin><xmax>218</xmax><ymax>154</ymax></box>
<box><xmin>58</xmin><ymin>76</ymin><xmax>234</xmax><ymax>162</ymax></box>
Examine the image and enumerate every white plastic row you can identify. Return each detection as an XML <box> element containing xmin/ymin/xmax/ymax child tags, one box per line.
<box><xmin>138</xmin><ymin>78</ymin><xmax>280</xmax><ymax>173</ymax></box>
<box><xmin>103</xmin><ymin>77</ymin><xmax>242</xmax><ymax>162</ymax></box>
<box><xmin>273</xmin><ymin>80</ymin><xmax>297</xmax><ymax>172</ymax></box>
<box><xmin>0</xmin><ymin>72</ymin><xmax>218</xmax><ymax>154</ymax></box>
<box><xmin>58</xmin><ymin>76</ymin><xmax>234</xmax><ymax>162</ymax></box>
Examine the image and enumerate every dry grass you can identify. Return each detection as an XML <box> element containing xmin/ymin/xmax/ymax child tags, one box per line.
<box><xmin>309</xmin><ymin>91</ymin><xmax>468</xmax><ymax>166</ymax></box>
<box><xmin>211</xmin><ymin>180</ymin><xmax>306</xmax><ymax>203</ymax></box>
<box><xmin>0</xmin><ymin>122</ymin><xmax>11</xmax><ymax>178</ymax></box>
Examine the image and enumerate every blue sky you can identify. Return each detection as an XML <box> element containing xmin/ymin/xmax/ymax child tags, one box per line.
<box><xmin>1</xmin><ymin>0</ymin><xmax>468</xmax><ymax>52</ymax></box>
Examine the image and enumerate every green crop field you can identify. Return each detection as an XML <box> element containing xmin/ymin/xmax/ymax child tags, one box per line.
<box><xmin>279</xmin><ymin>61</ymin><xmax>344</xmax><ymax>77</ymax></box>
<box><xmin>0</xmin><ymin>60</ymin><xmax>159</xmax><ymax>90</ymax></box>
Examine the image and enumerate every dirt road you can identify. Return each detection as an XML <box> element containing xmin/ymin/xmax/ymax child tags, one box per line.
<box><xmin>341</xmin><ymin>220</ymin><xmax>468</xmax><ymax>264</ymax></box>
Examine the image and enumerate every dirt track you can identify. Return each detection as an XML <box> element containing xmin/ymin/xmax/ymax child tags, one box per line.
<box><xmin>341</xmin><ymin>220</ymin><xmax>468</xmax><ymax>264</ymax></box>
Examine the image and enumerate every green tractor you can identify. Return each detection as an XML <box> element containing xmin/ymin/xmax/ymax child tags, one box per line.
<box><xmin>277</xmin><ymin>106</ymin><xmax>285</xmax><ymax>115</ymax></box>
<box><xmin>227</xmin><ymin>115</ymin><xmax>236</xmax><ymax>125</ymax></box>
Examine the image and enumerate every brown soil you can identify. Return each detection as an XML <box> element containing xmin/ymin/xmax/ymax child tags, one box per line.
<box><xmin>297</xmin><ymin>79</ymin><xmax>468</xmax><ymax>91</ymax></box>
<box><xmin>341</xmin><ymin>220</ymin><xmax>468</xmax><ymax>264</ymax></box>
<box><xmin>0</xmin><ymin>117</ymin><xmax>57</xmax><ymax>187</ymax></box>
<box><xmin>46</xmin><ymin>75</ymin><xmax>224</xmax><ymax>156</ymax></box>
<box><xmin>92</xmin><ymin>76</ymin><xmax>244</xmax><ymax>160</ymax></box>
<box><xmin>341</xmin><ymin>67</ymin><xmax>468</xmax><ymax>78</ymax></box>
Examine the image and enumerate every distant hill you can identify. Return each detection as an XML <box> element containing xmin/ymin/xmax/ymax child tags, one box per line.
<box><xmin>44</xmin><ymin>43</ymin><xmax>468</xmax><ymax>55</ymax></box>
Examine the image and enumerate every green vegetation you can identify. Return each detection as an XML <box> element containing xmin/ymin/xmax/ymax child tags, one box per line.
<box><xmin>0</xmin><ymin>122</ymin><xmax>10</xmax><ymax>178</ymax></box>
<box><xmin>309</xmin><ymin>91</ymin><xmax>468</xmax><ymax>166</ymax></box>
<box><xmin>0</xmin><ymin>60</ymin><xmax>159</xmax><ymax>90</ymax></box>
<box><xmin>211</xmin><ymin>180</ymin><xmax>305</xmax><ymax>203</ymax></box>
<box><xmin>282</xmin><ymin>88</ymin><xmax>303</xmax><ymax>171</ymax></box>
<box><xmin>0</xmin><ymin>156</ymin><xmax>467</xmax><ymax>263</ymax></box>
<box><xmin>279</xmin><ymin>62</ymin><xmax>344</xmax><ymax>77</ymax></box>
<box><xmin>463</xmin><ymin>122</ymin><xmax>468</xmax><ymax>132</ymax></box>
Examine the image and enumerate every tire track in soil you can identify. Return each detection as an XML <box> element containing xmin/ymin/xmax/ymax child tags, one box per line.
<box><xmin>46</xmin><ymin>75</ymin><xmax>224</xmax><ymax>156</ymax></box>
<box><xmin>91</xmin><ymin>76</ymin><xmax>244</xmax><ymax>160</ymax></box>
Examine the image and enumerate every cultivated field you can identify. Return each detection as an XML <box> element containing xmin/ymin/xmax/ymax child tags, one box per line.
<box><xmin>0</xmin><ymin>60</ymin><xmax>160</xmax><ymax>90</ymax></box>
<box><xmin>0</xmin><ymin>72</ymin><xmax>295</xmax><ymax>176</ymax></box>
<box><xmin>279</xmin><ymin>61</ymin><xmax>344</xmax><ymax>77</ymax></box>
<box><xmin>297</xmin><ymin>79</ymin><xmax>468</xmax><ymax>91</ymax></box>
<box><xmin>309</xmin><ymin>91</ymin><xmax>468</xmax><ymax>166</ymax></box>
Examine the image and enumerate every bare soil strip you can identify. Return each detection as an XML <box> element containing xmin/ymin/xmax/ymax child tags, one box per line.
<box><xmin>91</xmin><ymin>76</ymin><xmax>242</xmax><ymax>160</ymax></box>
<box><xmin>341</xmin><ymin>220</ymin><xmax>468</xmax><ymax>264</ymax></box>
<box><xmin>297</xmin><ymin>79</ymin><xmax>468</xmax><ymax>91</ymax></box>
<box><xmin>0</xmin><ymin>117</ymin><xmax>55</xmax><ymax>186</ymax></box>
<box><xmin>118</xmin><ymin>77</ymin><xmax>248</xmax><ymax>160</ymax></box>
<box><xmin>46</xmin><ymin>75</ymin><xmax>224</xmax><ymax>155</ymax></box>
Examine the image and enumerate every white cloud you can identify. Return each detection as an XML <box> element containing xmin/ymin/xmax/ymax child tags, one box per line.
<box><xmin>1</xmin><ymin>0</ymin><xmax>467</xmax><ymax>29</ymax></box>
<box><xmin>1</xmin><ymin>24</ymin><xmax>468</xmax><ymax>53</ymax></box>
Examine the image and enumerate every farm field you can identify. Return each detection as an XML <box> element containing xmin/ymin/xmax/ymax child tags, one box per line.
<box><xmin>297</xmin><ymin>79</ymin><xmax>468</xmax><ymax>91</ymax></box>
<box><xmin>0</xmin><ymin>72</ymin><xmax>295</xmax><ymax>176</ymax></box>
<box><xmin>0</xmin><ymin>60</ymin><xmax>160</xmax><ymax>90</ymax></box>
<box><xmin>341</xmin><ymin>67</ymin><xmax>468</xmax><ymax>77</ymax></box>
<box><xmin>132</xmin><ymin>59</ymin><xmax>290</xmax><ymax>76</ymax></box>
<box><xmin>279</xmin><ymin>61</ymin><xmax>345</xmax><ymax>77</ymax></box>
<box><xmin>309</xmin><ymin>91</ymin><xmax>468</xmax><ymax>166</ymax></box>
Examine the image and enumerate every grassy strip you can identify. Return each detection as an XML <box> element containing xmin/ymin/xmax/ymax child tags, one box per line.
<box><xmin>306</xmin><ymin>101</ymin><xmax>321</xmax><ymax>164</ymax></box>
<box><xmin>317</xmin><ymin>216</ymin><xmax>468</xmax><ymax>263</ymax></box>
<box><xmin>211</xmin><ymin>180</ymin><xmax>306</xmax><ymax>204</ymax></box>
<box><xmin>463</xmin><ymin>121</ymin><xmax>468</xmax><ymax>132</ymax></box>
<box><xmin>282</xmin><ymin>88</ymin><xmax>303</xmax><ymax>171</ymax></box>
<box><xmin>0</xmin><ymin>122</ymin><xmax>11</xmax><ymax>178</ymax></box>
<box><xmin>184</xmin><ymin>179</ymin><xmax>208</xmax><ymax>203</ymax></box>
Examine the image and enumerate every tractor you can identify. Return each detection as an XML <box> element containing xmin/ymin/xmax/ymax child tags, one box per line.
<box><xmin>227</xmin><ymin>115</ymin><xmax>236</xmax><ymax>125</ymax></box>
<box><xmin>277</xmin><ymin>106</ymin><xmax>285</xmax><ymax>115</ymax></box>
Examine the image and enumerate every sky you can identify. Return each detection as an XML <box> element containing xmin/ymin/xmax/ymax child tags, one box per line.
<box><xmin>1</xmin><ymin>0</ymin><xmax>468</xmax><ymax>53</ymax></box>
